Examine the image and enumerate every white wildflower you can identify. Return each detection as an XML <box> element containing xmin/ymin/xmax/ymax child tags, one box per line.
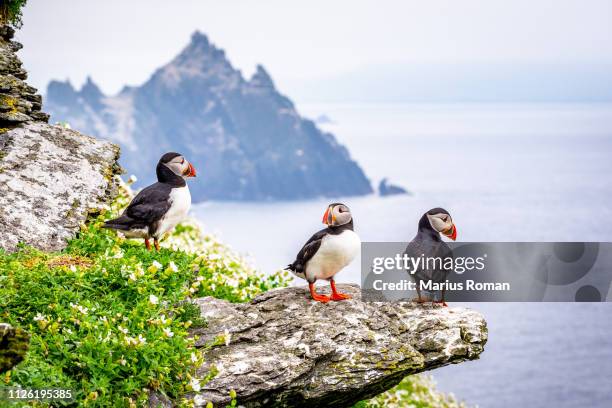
<box><xmin>119</xmin><ymin>355</ymin><xmax>127</xmax><ymax>366</ymax></box>
<box><xmin>190</xmin><ymin>352</ymin><xmax>198</xmax><ymax>363</ymax></box>
<box><xmin>135</xmin><ymin>263</ymin><xmax>145</xmax><ymax>277</ymax></box>
<box><xmin>118</xmin><ymin>325</ymin><xmax>128</xmax><ymax>334</ymax></box>
<box><xmin>127</xmin><ymin>175</ymin><xmax>138</xmax><ymax>184</ymax></box>
<box><xmin>149</xmin><ymin>294</ymin><xmax>159</xmax><ymax>305</ymax></box>
<box><xmin>152</xmin><ymin>260</ymin><xmax>163</xmax><ymax>269</ymax></box>
<box><xmin>138</xmin><ymin>334</ymin><xmax>147</xmax><ymax>345</ymax></box>
<box><xmin>128</xmin><ymin>273</ymin><xmax>137</xmax><ymax>281</ymax></box>
<box><xmin>124</xmin><ymin>336</ymin><xmax>136</xmax><ymax>346</ymax></box>
<box><xmin>33</xmin><ymin>313</ymin><xmax>46</xmax><ymax>321</ymax></box>
<box><xmin>70</xmin><ymin>303</ymin><xmax>89</xmax><ymax>315</ymax></box>
<box><xmin>168</xmin><ymin>261</ymin><xmax>178</xmax><ymax>272</ymax></box>
<box><xmin>69</xmin><ymin>265</ymin><xmax>77</xmax><ymax>272</ymax></box>
<box><xmin>163</xmin><ymin>327</ymin><xmax>174</xmax><ymax>338</ymax></box>
<box><xmin>190</xmin><ymin>378</ymin><xmax>201</xmax><ymax>392</ymax></box>
<box><xmin>224</xmin><ymin>329</ymin><xmax>231</xmax><ymax>346</ymax></box>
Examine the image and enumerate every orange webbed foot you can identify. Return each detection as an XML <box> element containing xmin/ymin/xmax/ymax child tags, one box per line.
<box><xmin>309</xmin><ymin>283</ymin><xmax>330</xmax><ymax>303</ymax></box>
<box><xmin>330</xmin><ymin>292</ymin><xmax>351</xmax><ymax>301</ymax></box>
<box><xmin>312</xmin><ymin>293</ymin><xmax>331</xmax><ymax>303</ymax></box>
<box><xmin>329</xmin><ymin>279</ymin><xmax>351</xmax><ymax>301</ymax></box>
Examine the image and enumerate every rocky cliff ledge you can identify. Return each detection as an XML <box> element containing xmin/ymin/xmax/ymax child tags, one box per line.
<box><xmin>0</xmin><ymin>25</ymin><xmax>48</xmax><ymax>125</ymax></box>
<box><xmin>179</xmin><ymin>284</ymin><xmax>487</xmax><ymax>408</ymax></box>
<box><xmin>0</xmin><ymin>24</ymin><xmax>121</xmax><ymax>252</ymax></box>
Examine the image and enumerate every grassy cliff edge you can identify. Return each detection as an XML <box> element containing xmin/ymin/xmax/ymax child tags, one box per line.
<box><xmin>1</xmin><ymin>178</ymin><xmax>468</xmax><ymax>407</ymax></box>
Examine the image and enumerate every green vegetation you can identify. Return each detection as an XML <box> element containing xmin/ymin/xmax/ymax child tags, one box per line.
<box><xmin>357</xmin><ymin>374</ymin><xmax>468</xmax><ymax>408</ymax></box>
<box><xmin>0</xmin><ymin>0</ymin><xmax>27</xmax><ymax>28</ymax></box>
<box><xmin>0</xmin><ymin>179</ymin><xmax>466</xmax><ymax>407</ymax></box>
<box><xmin>0</xmin><ymin>180</ymin><xmax>289</xmax><ymax>407</ymax></box>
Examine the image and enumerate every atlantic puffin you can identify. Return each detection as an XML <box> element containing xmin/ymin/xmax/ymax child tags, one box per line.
<box><xmin>286</xmin><ymin>203</ymin><xmax>360</xmax><ymax>303</ymax></box>
<box><xmin>404</xmin><ymin>208</ymin><xmax>457</xmax><ymax>306</ymax></box>
<box><xmin>103</xmin><ymin>152</ymin><xmax>197</xmax><ymax>250</ymax></box>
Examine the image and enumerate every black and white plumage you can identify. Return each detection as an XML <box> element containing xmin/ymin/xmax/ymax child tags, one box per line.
<box><xmin>286</xmin><ymin>203</ymin><xmax>360</xmax><ymax>302</ymax></box>
<box><xmin>103</xmin><ymin>152</ymin><xmax>197</xmax><ymax>250</ymax></box>
<box><xmin>404</xmin><ymin>207</ymin><xmax>457</xmax><ymax>306</ymax></box>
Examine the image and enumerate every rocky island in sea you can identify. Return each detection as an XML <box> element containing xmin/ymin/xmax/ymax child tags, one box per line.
<box><xmin>44</xmin><ymin>32</ymin><xmax>373</xmax><ymax>202</ymax></box>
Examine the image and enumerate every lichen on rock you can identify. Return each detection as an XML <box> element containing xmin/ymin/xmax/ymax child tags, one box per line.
<box><xmin>0</xmin><ymin>24</ymin><xmax>49</xmax><ymax>125</ymax></box>
<box><xmin>183</xmin><ymin>284</ymin><xmax>487</xmax><ymax>407</ymax></box>
<box><xmin>0</xmin><ymin>22</ymin><xmax>121</xmax><ymax>252</ymax></box>
<box><xmin>0</xmin><ymin>121</ymin><xmax>121</xmax><ymax>252</ymax></box>
<box><xmin>0</xmin><ymin>323</ymin><xmax>30</xmax><ymax>373</ymax></box>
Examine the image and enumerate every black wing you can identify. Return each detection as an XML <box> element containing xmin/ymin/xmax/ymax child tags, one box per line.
<box><xmin>405</xmin><ymin>237</ymin><xmax>453</xmax><ymax>284</ymax></box>
<box><xmin>287</xmin><ymin>228</ymin><xmax>328</xmax><ymax>273</ymax></box>
<box><xmin>124</xmin><ymin>183</ymin><xmax>173</xmax><ymax>223</ymax></box>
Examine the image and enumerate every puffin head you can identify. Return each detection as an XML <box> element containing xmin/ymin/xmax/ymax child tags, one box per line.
<box><xmin>157</xmin><ymin>152</ymin><xmax>196</xmax><ymax>182</ymax></box>
<box><xmin>424</xmin><ymin>207</ymin><xmax>457</xmax><ymax>241</ymax></box>
<box><xmin>322</xmin><ymin>203</ymin><xmax>352</xmax><ymax>227</ymax></box>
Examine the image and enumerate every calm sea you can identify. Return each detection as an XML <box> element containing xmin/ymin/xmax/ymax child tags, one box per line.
<box><xmin>193</xmin><ymin>103</ymin><xmax>612</xmax><ymax>407</ymax></box>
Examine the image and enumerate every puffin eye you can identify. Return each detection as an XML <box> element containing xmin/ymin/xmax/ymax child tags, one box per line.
<box><xmin>338</xmin><ymin>208</ymin><xmax>344</xmax><ymax>213</ymax></box>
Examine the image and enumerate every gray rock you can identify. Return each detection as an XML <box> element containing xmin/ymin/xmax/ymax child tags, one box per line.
<box><xmin>184</xmin><ymin>284</ymin><xmax>487</xmax><ymax>407</ymax></box>
<box><xmin>0</xmin><ymin>323</ymin><xmax>30</xmax><ymax>373</ymax></box>
<box><xmin>0</xmin><ymin>121</ymin><xmax>120</xmax><ymax>252</ymax></box>
<box><xmin>0</xmin><ymin>23</ymin><xmax>119</xmax><ymax>252</ymax></box>
<box><xmin>0</xmin><ymin>24</ymin><xmax>48</xmax><ymax>126</ymax></box>
<box><xmin>378</xmin><ymin>178</ymin><xmax>409</xmax><ymax>197</ymax></box>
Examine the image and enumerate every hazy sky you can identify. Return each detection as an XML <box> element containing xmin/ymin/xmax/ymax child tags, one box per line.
<box><xmin>16</xmin><ymin>0</ymin><xmax>612</xmax><ymax>99</ymax></box>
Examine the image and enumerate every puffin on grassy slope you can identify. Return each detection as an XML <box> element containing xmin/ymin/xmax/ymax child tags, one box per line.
<box><xmin>404</xmin><ymin>207</ymin><xmax>457</xmax><ymax>306</ymax></box>
<box><xmin>103</xmin><ymin>152</ymin><xmax>197</xmax><ymax>250</ymax></box>
<box><xmin>286</xmin><ymin>203</ymin><xmax>360</xmax><ymax>303</ymax></box>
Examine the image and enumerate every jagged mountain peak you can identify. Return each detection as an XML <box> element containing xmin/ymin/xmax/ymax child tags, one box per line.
<box><xmin>177</xmin><ymin>31</ymin><xmax>227</xmax><ymax>64</ymax></box>
<box><xmin>48</xmin><ymin>78</ymin><xmax>75</xmax><ymax>92</ymax></box>
<box><xmin>190</xmin><ymin>30</ymin><xmax>210</xmax><ymax>48</ymax></box>
<box><xmin>155</xmin><ymin>32</ymin><xmax>237</xmax><ymax>89</ymax></box>
<box><xmin>45</xmin><ymin>31</ymin><xmax>373</xmax><ymax>201</ymax></box>
<box><xmin>47</xmin><ymin>79</ymin><xmax>78</xmax><ymax>105</ymax></box>
<box><xmin>250</xmin><ymin>64</ymin><xmax>275</xmax><ymax>89</ymax></box>
<box><xmin>80</xmin><ymin>76</ymin><xmax>104</xmax><ymax>105</ymax></box>
<box><xmin>82</xmin><ymin>76</ymin><xmax>100</xmax><ymax>91</ymax></box>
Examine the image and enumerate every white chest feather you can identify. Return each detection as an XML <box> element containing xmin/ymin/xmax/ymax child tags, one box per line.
<box><xmin>155</xmin><ymin>186</ymin><xmax>191</xmax><ymax>237</ymax></box>
<box><xmin>306</xmin><ymin>230</ymin><xmax>360</xmax><ymax>281</ymax></box>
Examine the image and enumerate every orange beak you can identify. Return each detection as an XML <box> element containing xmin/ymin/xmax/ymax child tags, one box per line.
<box><xmin>186</xmin><ymin>162</ymin><xmax>196</xmax><ymax>177</ymax></box>
<box><xmin>322</xmin><ymin>206</ymin><xmax>333</xmax><ymax>225</ymax></box>
<box><xmin>443</xmin><ymin>224</ymin><xmax>457</xmax><ymax>241</ymax></box>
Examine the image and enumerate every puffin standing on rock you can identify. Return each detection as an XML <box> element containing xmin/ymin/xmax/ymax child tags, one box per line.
<box><xmin>103</xmin><ymin>152</ymin><xmax>197</xmax><ymax>250</ymax></box>
<box><xmin>404</xmin><ymin>208</ymin><xmax>457</xmax><ymax>306</ymax></box>
<box><xmin>286</xmin><ymin>203</ymin><xmax>360</xmax><ymax>303</ymax></box>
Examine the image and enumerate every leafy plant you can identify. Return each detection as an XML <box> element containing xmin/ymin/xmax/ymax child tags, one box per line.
<box><xmin>356</xmin><ymin>374</ymin><xmax>470</xmax><ymax>408</ymax></box>
<box><xmin>0</xmin><ymin>0</ymin><xmax>27</xmax><ymax>28</ymax></box>
<box><xmin>0</xmin><ymin>178</ymin><xmax>290</xmax><ymax>407</ymax></box>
